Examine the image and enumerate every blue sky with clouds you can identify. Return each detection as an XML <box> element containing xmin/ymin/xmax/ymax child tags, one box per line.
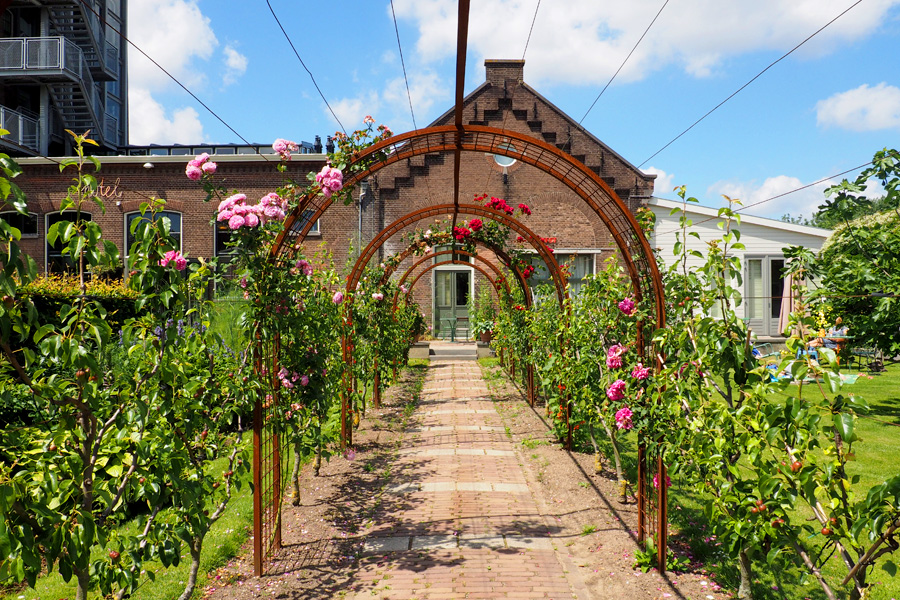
<box><xmin>127</xmin><ymin>0</ymin><xmax>900</xmax><ymax>221</ymax></box>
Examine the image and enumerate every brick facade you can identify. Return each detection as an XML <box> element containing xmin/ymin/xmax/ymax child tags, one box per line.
<box><xmin>7</xmin><ymin>60</ymin><xmax>654</xmax><ymax>331</ymax></box>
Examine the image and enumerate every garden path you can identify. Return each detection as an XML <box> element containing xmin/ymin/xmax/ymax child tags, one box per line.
<box><xmin>349</xmin><ymin>358</ymin><xmax>588</xmax><ymax>599</ymax></box>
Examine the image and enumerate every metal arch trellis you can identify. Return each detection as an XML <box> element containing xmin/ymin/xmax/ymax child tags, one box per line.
<box><xmin>339</xmin><ymin>203</ymin><xmax>567</xmax><ymax>448</ymax></box>
<box><xmin>390</xmin><ymin>248</ymin><xmax>509</xmax><ymax>308</ymax></box>
<box><xmin>257</xmin><ymin>125</ymin><xmax>668</xmax><ymax>575</ymax></box>
<box><xmin>399</xmin><ymin>259</ymin><xmax>502</xmax><ymax>309</ymax></box>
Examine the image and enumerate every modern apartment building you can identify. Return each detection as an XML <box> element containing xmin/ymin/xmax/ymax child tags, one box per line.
<box><xmin>0</xmin><ymin>0</ymin><xmax>126</xmax><ymax>156</ymax></box>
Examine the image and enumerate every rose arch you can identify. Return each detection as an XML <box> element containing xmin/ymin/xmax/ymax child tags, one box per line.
<box><xmin>253</xmin><ymin>125</ymin><xmax>666</xmax><ymax>575</ymax></box>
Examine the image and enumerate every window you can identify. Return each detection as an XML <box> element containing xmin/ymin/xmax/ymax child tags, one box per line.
<box><xmin>290</xmin><ymin>209</ymin><xmax>320</xmax><ymax>236</ymax></box>
<box><xmin>46</xmin><ymin>212</ymin><xmax>92</xmax><ymax>274</ymax></box>
<box><xmin>0</xmin><ymin>211</ymin><xmax>38</xmax><ymax>237</ymax></box>
<box><xmin>125</xmin><ymin>211</ymin><xmax>181</xmax><ymax>258</ymax></box>
<box><xmin>528</xmin><ymin>253</ymin><xmax>594</xmax><ymax>296</ymax></box>
<box><xmin>493</xmin><ymin>142</ymin><xmax>517</xmax><ymax>167</ymax></box>
<box><xmin>215</xmin><ymin>220</ymin><xmax>236</xmax><ymax>263</ymax></box>
<box><xmin>744</xmin><ymin>256</ymin><xmax>786</xmax><ymax>336</ymax></box>
<box><xmin>432</xmin><ymin>244</ymin><xmax>472</xmax><ymax>264</ymax></box>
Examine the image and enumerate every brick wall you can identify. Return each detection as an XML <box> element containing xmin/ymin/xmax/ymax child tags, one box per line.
<box><xmin>6</xmin><ymin>59</ymin><xmax>653</xmax><ymax>332</ymax></box>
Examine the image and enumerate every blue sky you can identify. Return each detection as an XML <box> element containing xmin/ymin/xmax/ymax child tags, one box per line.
<box><xmin>128</xmin><ymin>0</ymin><xmax>900</xmax><ymax>221</ymax></box>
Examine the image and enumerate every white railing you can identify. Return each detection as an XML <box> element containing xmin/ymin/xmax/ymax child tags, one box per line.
<box><xmin>0</xmin><ymin>105</ymin><xmax>40</xmax><ymax>153</ymax></box>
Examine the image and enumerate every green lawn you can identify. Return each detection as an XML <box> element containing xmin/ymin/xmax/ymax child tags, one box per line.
<box><xmin>2</xmin><ymin>450</ymin><xmax>254</xmax><ymax>600</ymax></box>
<box><xmin>668</xmin><ymin>360</ymin><xmax>900</xmax><ymax>600</ymax></box>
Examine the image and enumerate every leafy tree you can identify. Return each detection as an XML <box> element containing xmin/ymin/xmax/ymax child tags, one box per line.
<box><xmin>812</xmin><ymin>148</ymin><xmax>900</xmax><ymax>357</ymax></box>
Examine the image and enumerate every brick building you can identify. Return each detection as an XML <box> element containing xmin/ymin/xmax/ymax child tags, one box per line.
<box><xmin>7</xmin><ymin>59</ymin><xmax>655</xmax><ymax>336</ymax></box>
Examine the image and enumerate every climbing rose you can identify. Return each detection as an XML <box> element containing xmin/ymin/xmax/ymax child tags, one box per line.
<box><xmin>185</xmin><ymin>164</ymin><xmax>202</xmax><ymax>180</ymax></box>
<box><xmin>631</xmin><ymin>363</ymin><xmax>650</xmax><ymax>380</ymax></box>
<box><xmin>332</xmin><ymin>291</ymin><xmax>344</xmax><ymax>304</ymax></box>
<box><xmin>372</xmin><ymin>292</ymin><xmax>384</xmax><ymax>301</ymax></box>
<box><xmin>272</xmin><ymin>138</ymin><xmax>298</xmax><ymax>160</ymax></box>
<box><xmin>653</xmin><ymin>473</ymin><xmax>672</xmax><ymax>489</ymax></box>
<box><xmin>614</xmin><ymin>407</ymin><xmax>633</xmax><ymax>430</ymax></box>
<box><xmin>606</xmin><ymin>379</ymin><xmax>626</xmax><ymax>401</ymax></box>
<box><xmin>228</xmin><ymin>214</ymin><xmax>245</xmax><ymax>230</ymax></box>
<box><xmin>618</xmin><ymin>297</ymin><xmax>636</xmax><ymax>316</ymax></box>
<box><xmin>469</xmin><ymin>218</ymin><xmax>483</xmax><ymax>232</ymax></box>
<box><xmin>606</xmin><ymin>344</ymin><xmax>626</xmax><ymax>369</ymax></box>
<box><xmin>518</xmin><ymin>203</ymin><xmax>532</xmax><ymax>216</ymax></box>
<box><xmin>300</xmin><ymin>375</ymin><xmax>309</xmax><ymax>387</ymax></box>
<box><xmin>201</xmin><ymin>161</ymin><xmax>217</xmax><ymax>174</ymax></box>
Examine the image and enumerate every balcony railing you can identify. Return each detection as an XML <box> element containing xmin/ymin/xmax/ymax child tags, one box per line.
<box><xmin>0</xmin><ymin>105</ymin><xmax>41</xmax><ymax>153</ymax></box>
<box><xmin>0</xmin><ymin>37</ymin><xmax>104</xmax><ymax>142</ymax></box>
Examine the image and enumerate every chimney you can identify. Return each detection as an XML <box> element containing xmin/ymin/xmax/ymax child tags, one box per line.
<box><xmin>484</xmin><ymin>59</ymin><xmax>524</xmax><ymax>87</ymax></box>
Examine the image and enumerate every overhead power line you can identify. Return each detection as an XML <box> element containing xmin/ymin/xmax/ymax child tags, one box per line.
<box><xmin>579</xmin><ymin>0</ymin><xmax>670</xmax><ymax>125</ymax></box>
<box><xmin>638</xmin><ymin>0</ymin><xmax>864</xmax><ymax>168</ymax></box>
<box><xmin>390</xmin><ymin>0</ymin><xmax>417</xmax><ymax>131</ymax></box>
<box><xmin>650</xmin><ymin>161</ymin><xmax>872</xmax><ymax>239</ymax></box>
<box><xmin>76</xmin><ymin>0</ymin><xmax>265</xmax><ymax>154</ymax></box>
<box><xmin>265</xmin><ymin>0</ymin><xmax>346</xmax><ymax>135</ymax></box>
<box><xmin>522</xmin><ymin>0</ymin><xmax>542</xmax><ymax>60</ymax></box>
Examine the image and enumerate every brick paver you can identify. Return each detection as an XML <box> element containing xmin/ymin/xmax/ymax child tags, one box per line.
<box><xmin>351</xmin><ymin>359</ymin><xmax>583</xmax><ymax>599</ymax></box>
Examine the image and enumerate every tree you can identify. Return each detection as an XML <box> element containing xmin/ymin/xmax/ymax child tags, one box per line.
<box><xmin>813</xmin><ymin>149</ymin><xmax>900</xmax><ymax>357</ymax></box>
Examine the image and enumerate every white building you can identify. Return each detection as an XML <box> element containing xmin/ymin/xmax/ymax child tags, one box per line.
<box><xmin>647</xmin><ymin>197</ymin><xmax>832</xmax><ymax>338</ymax></box>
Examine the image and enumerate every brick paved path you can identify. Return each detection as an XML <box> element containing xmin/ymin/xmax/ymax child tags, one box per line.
<box><xmin>351</xmin><ymin>359</ymin><xmax>585</xmax><ymax>600</ymax></box>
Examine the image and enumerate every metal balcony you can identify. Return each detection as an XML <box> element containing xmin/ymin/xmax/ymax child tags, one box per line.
<box><xmin>0</xmin><ymin>37</ymin><xmax>106</xmax><ymax>145</ymax></box>
<box><xmin>10</xmin><ymin>0</ymin><xmax>116</xmax><ymax>80</ymax></box>
<box><xmin>0</xmin><ymin>105</ymin><xmax>41</xmax><ymax>154</ymax></box>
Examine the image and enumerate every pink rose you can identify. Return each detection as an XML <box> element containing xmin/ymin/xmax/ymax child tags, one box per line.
<box><xmin>372</xmin><ymin>292</ymin><xmax>384</xmax><ymax>301</ymax></box>
<box><xmin>332</xmin><ymin>291</ymin><xmax>344</xmax><ymax>304</ymax></box>
<box><xmin>185</xmin><ymin>165</ymin><xmax>202</xmax><ymax>180</ymax></box>
<box><xmin>653</xmin><ymin>473</ymin><xmax>672</xmax><ymax>489</ymax></box>
<box><xmin>202</xmin><ymin>161</ymin><xmax>217</xmax><ymax>174</ymax></box>
<box><xmin>615</xmin><ymin>406</ymin><xmax>633</xmax><ymax>430</ymax></box>
<box><xmin>244</xmin><ymin>213</ymin><xmax>260</xmax><ymax>228</ymax></box>
<box><xmin>228</xmin><ymin>214</ymin><xmax>245</xmax><ymax>230</ymax></box>
<box><xmin>606</xmin><ymin>379</ymin><xmax>626</xmax><ymax>401</ymax></box>
<box><xmin>300</xmin><ymin>375</ymin><xmax>309</xmax><ymax>387</ymax></box>
<box><xmin>631</xmin><ymin>363</ymin><xmax>650</xmax><ymax>380</ymax></box>
<box><xmin>618</xmin><ymin>297</ymin><xmax>636</xmax><ymax>316</ymax></box>
<box><xmin>174</xmin><ymin>254</ymin><xmax>187</xmax><ymax>271</ymax></box>
<box><xmin>606</xmin><ymin>344</ymin><xmax>626</xmax><ymax>370</ymax></box>
<box><xmin>217</xmin><ymin>210</ymin><xmax>232</xmax><ymax>222</ymax></box>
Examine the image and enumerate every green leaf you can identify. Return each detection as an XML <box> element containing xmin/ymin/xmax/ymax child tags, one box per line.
<box><xmin>834</xmin><ymin>413</ymin><xmax>858</xmax><ymax>444</ymax></box>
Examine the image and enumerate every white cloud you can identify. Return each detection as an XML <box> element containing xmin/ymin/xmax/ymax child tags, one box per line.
<box><xmin>128</xmin><ymin>0</ymin><xmax>218</xmax><ymax>92</ymax></box>
<box><xmin>642</xmin><ymin>167</ymin><xmax>675</xmax><ymax>196</ymax></box>
<box><xmin>127</xmin><ymin>0</ymin><xmax>219</xmax><ymax>144</ymax></box>
<box><xmin>707</xmin><ymin>175</ymin><xmax>832</xmax><ymax>220</ymax></box>
<box><xmin>222</xmin><ymin>45</ymin><xmax>248</xmax><ymax>86</ymax></box>
<box><xmin>392</xmin><ymin>0</ymin><xmax>900</xmax><ymax>86</ymax></box>
<box><xmin>128</xmin><ymin>88</ymin><xmax>204</xmax><ymax>145</ymax></box>
<box><xmin>328</xmin><ymin>93</ymin><xmax>382</xmax><ymax>131</ymax></box>
<box><xmin>326</xmin><ymin>70</ymin><xmax>450</xmax><ymax>132</ymax></box>
<box><xmin>815</xmin><ymin>83</ymin><xmax>900</xmax><ymax>131</ymax></box>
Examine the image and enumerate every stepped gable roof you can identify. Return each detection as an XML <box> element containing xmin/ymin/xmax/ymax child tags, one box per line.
<box><xmin>428</xmin><ymin>59</ymin><xmax>656</xmax><ymax>194</ymax></box>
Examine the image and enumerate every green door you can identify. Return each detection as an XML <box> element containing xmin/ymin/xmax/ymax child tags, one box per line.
<box><xmin>434</xmin><ymin>270</ymin><xmax>471</xmax><ymax>340</ymax></box>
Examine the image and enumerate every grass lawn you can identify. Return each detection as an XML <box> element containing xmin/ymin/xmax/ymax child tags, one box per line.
<box><xmin>1</xmin><ymin>448</ymin><xmax>254</xmax><ymax>600</ymax></box>
<box><xmin>667</xmin><ymin>360</ymin><xmax>900</xmax><ymax>600</ymax></box>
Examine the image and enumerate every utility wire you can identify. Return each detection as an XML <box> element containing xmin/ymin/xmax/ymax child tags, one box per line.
<box><xmin>265</xmin><ymin>0</ymin><xmax>346</xmax><ymax>135</ymax></box>
<box><xmin>76</xmin><ymin>0</ymin><xmax>267</xmax><ymax>156</ymax></box>
<box><xmin>522</xmin><ymin>0</ymin><xmax>541</xmax><ymax>60</ymax></box>
<box><xmin>578</xmin><ymin>0</ymin><xmax>670</xmax><ymax>125</ymax></box>
<box><xmin>389</xmin><ymin>0</ymin><xmax>439</xmax><ymax>206</ymax></box>
<box><xmin>638</xmin><ymin>0</ymin><xmax>864</xmax><ymax>168</ymax></box>
<box><xmin>651</xmin><ymin>161</ymin><xmax>871</xmax><ymax>239</ymax></box>
<box><xmin>390</xmin><ymin>0</ymin><xmax>417</xmax><ymax>131</ymax></box>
